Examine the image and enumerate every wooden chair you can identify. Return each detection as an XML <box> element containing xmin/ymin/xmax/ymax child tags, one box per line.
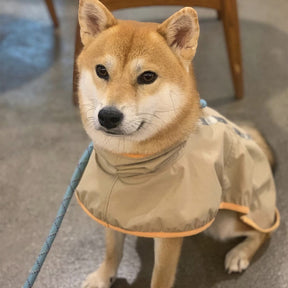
<box><xmin>44</xmin><ymin>0</ymin><xmax>59</xmax><ymax>28</ymax></box>
<box><xmin>73</xmin><ymin>0</ymin><xmax>243</xmax><ymax>104</ymax></box>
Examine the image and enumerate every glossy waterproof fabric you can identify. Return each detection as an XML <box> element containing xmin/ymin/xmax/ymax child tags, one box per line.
<box><xmin>76</xmin><ymin>107</ymin><xmax>279</xmax><ymax>237</ymax></box>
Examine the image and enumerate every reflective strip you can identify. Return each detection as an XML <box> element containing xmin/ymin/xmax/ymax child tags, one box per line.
<box><xmin>200</xmin><ymin>115</ymin><xmax>252</xmax><ymax>140</ymax></box>
<box><xmin>233</xmin><ymin>127</ymin><xmax>252</xmax><ymax>140</ymax></box>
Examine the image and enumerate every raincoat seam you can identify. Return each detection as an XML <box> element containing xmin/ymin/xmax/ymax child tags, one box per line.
<box><xmin>224</xmin><ymin>127</ymin><xmax>236</xmax><ymax>167</ymax></box>
<box><xmin>103</xmin><ymin>176</ymin><xmax>119</xmax><ymax>224</ymax></box>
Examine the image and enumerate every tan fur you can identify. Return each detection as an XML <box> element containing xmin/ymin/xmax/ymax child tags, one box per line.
<box><xmin>205</xmin><ymin>210</ymin><xmax>269</xmax><ymax>273</ymax></box>
<box><xmin>77</xmin><ymin>1</ymin><xmax>201</xmax><ymax>155</ymax></box>
<box><xmin>151</xmin><ymin>237</ymin><xmax>183</xmax><ymax>288</ymax></box>
<box><xmin>82</xmin><ymin>229</ymin><xmax>125</xmax><ymax>288</ymax></box>
<box><xmin>77</xmin><ymin>1</ymin><xmax>274</xmax><ymax>287</ymax></box>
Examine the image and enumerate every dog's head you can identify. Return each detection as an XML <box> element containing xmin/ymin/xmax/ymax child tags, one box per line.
<box><xmin>77</xmin><ymin>0</ymin><xmax>201</xmax><ymax>154</ymax></box>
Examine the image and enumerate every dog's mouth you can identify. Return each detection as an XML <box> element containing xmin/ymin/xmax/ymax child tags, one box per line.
<box><xmin>99</xmin><ymin>121</ymin><xmax>145</xmax><ymax>136</ymax></box>
<box><xmin>136</xmin><ymin>121</ymin><xmax>145</xmax><ymax>131</ymax></box>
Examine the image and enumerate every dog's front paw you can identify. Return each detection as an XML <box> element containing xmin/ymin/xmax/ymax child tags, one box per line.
<box><xmin>225</xmin><ymin>249</ymin><xmax>250</xmax><ymax>274</ymax></box>
<box><xmin>81</xmin><ymin>270</ymin><xmax>116</xmax><ymax>288</ymax></box>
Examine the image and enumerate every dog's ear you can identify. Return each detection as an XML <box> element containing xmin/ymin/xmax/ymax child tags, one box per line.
<box><xmin>78</xmin><ymin>0</ymin><xmax>117</xmax><ymax>46</ymax></box>
<box><xmin>158</xmin><ymin>7</ymin><xmax>199</xmax><ymax>62</ymax></box>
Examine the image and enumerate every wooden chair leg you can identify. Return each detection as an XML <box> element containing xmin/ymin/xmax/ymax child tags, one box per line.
<box><xmin>221</xmin><ymin>0</ymin><xmax>244</xmax><ymax>99</ymax></box>
<box><xmin>73</xmin><ymin>21</ymin><xmax>83</xmax><ymax>105</ymax></box>
<box><xmin>44</xmin><ymin>0</ymin><xmax>59</xmax><ymax>28</ymax></box>
<box><xmin>217</xmin><ymin>10</ymin><xmax>222</xmax><ymax>20</ymax></box>
<box><xmin>72</xmin><ymin>0</ymin><xmax>244</xmax><ymax>102</ymax></box>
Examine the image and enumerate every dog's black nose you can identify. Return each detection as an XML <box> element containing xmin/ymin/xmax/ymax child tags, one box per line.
<box><xmin>98</xmin><ymin>107</ymin><xmax>123</xmax><ymax>129</ymax></box>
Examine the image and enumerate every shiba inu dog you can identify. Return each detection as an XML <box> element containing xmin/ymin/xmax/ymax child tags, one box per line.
<box><xmin>76</xmin><ymin>1</ymin><xmax>279</xmax><ymax>287</ymax></box>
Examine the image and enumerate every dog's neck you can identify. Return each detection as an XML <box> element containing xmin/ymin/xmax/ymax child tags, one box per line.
<box><xmin>93</xmin><ymin>99</ymin><xmax>206</xmax><ymax>157</ymax></box>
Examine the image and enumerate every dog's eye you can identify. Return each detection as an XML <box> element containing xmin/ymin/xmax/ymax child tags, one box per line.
<box><xmin>137</xmin><ymin>71</ymin><xmax>158</xmax><ymax>85</ymax></box>
<box><xmin>96</xmin><ymin>65</ymin><xmax>109</xmax><ymax>80</ymax></box>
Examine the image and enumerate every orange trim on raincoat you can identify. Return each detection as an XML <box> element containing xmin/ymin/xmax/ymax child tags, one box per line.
<box><xmin>219</xmin><ymin>202</ymin><xmax>280</xmax><ymax>233</ymax></box>
<box><xmin>219</xmin><ymin>202</ymin><xmax>249</xmax><ymax>214</ymax></box>
<box><xmin>120</xmin><ymin>153</ymin><xmax>150</xmax><ymax>159</ymax></box>
<box><xmin>75</xmin><ymin>192</ymin><xmax>215</xmax><ymax>238</ymax></box>
<box><xmin>240</xmin><ymin>209</ymin><xmax>280</xmax><ymax>233</ymax></box>
<box><xmin>75</xmin><ymin>193</ymin><xmax>280</xmax><ymax>237</ymax></box>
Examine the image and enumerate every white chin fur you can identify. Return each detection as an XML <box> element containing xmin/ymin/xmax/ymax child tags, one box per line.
<box><xmin>79</xmin><ymin>69</ymin><xmax>185</xmax><ymax>153</ymax></box>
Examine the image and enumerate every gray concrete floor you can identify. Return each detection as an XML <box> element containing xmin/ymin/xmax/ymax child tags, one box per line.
<box><xmin>0</xmin><ymin>0</ymin><xmax>287</xmax><ymax>287</ymax></box>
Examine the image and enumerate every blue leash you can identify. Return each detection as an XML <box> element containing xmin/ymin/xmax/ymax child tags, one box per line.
<box><xmin>22</xmin><ymin>99</ymin><xmax>207</xmax><ymax>287</ymax></box>
<box><xmin>22</xmin><ymin>142</ymin><xmax>94</xmax><ymax>288</ymax></box>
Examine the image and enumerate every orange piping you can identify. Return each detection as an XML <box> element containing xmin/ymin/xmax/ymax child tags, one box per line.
<box><xmin>240</xmin><ymin>208</ymin><xmax>280</xmax><ymax>233</ymax></box>
<box><xmin>75</xmin><ymin>192</ymin><xmax>215</xmax><ymax>238</ymax></box>
<box><xmin>120</xmin><ymin>153</ymin><xmax>151</xmax><ymax>159</ymax></box>
<box><xmin>219</xmin><ymin>202</ymin><xmax>250</xmax><ymax>214</ymax></box>
<box><xmin>76</xmin><ymin>193</ymin><xmax>280</xmax><ymax>237</ymax></box>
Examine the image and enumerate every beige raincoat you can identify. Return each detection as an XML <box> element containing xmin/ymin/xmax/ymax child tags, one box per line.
<box><xmin>76</xmin><ymin>107</ymin><xmax>280</xmax><ymax>238</ymax></box>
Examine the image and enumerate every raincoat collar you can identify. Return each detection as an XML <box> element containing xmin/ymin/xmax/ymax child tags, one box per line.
<box><xmin>94</xmin><ymin>140</ymin><xmax>186</xmax><ymax>178</ymax></box>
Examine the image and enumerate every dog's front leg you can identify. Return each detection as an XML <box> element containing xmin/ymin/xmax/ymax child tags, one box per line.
<box><xmin>81</xmin><ymin>228</ymin><xmax>125</xmax><ymax>288</ymax></box>
<box><xmin>151</xmin><ymin>237</ymin><xmax>183</xmax><ymax>288</ymax></box>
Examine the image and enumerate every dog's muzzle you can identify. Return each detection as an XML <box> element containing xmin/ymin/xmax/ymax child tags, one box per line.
<box><xmin>98</xmin><ymin>106</ymin><xmax>123</xmax><ymax>130</ymax></box>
